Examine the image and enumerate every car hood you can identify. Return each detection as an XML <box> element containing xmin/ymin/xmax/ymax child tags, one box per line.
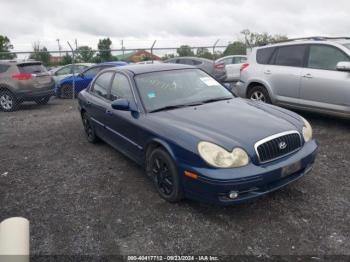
<box><xmin>147</xmin><ymin>98</ymin><xmax>303</xmax><ymax>153</ymax></box>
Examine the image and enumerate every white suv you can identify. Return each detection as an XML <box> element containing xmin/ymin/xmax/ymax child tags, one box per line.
<box><xmin>235</xmin><ymin>37</ymin><xmax>350</xmax><ymax>118</ymax></box>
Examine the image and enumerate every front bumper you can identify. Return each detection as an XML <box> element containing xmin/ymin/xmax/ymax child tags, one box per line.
<box><xmin>178</xmin><ymin>140</ymin><xmax>318</xmax><ymax>205</ymax></box>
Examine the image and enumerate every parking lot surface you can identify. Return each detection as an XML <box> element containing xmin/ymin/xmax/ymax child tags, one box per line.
<box><xmin>0</xmin><ymin>99</ymin><xmax>349</xmax><ymax>256</ymax></box>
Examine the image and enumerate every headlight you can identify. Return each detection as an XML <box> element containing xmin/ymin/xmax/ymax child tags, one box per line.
<box><xmin>302</xmin><ymin>117</ymin><xmax>313</xmax><ymax>142</ymax></box>
<box><xmin>198</xmin><ymin>142</ymin><xmax>249</xmax><ymax>168</ymax></box>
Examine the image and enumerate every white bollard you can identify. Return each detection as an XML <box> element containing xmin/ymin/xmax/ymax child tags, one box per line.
<box><xmin>0</xmin><ymin>217</ymin><xmax>29</xmax><ymax>262</ymax></box>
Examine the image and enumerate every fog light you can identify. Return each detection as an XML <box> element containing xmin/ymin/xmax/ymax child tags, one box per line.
<box><xmin>229</xmin><ymin>191</ymin><xmax>239</xmax><ymax>199</ymax></box>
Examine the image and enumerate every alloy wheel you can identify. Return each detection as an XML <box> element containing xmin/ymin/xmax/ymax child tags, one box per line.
<box><xmin>152</xmin><ymin>157</ymin><xmax>174</xmax><ymax>196</ymax></box>
<box><xmin>83</xmin><ymin>115</ymin><xmax>94</xmax><ymax>140</ymax></box>
<box><xmin>250</xmin><ymin>91</ymin><xmax>266</xmax><ymax>102</ymax></box>
<box><xmin>0</xmin><ymin>94</ymin><xmax>13</xmax><ymax>110</ymax></box>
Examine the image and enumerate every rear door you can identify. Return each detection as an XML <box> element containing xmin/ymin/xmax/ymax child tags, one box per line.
<box><xmin>263</xmin><ymin>45</ymin><xmax>307</xmax><ymax>103</ymax></box>
<box><xmin>300</xmin><ymin>44</ymin><xmax>350</xmax><ymax>112</ymax></box>
<box><xmin>86</xmin><ymin>71</ymin><xmax>114</xmax><ymax>139</ymax></box>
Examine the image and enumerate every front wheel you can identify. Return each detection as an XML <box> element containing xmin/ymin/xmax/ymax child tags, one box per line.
<box><xmin>60</xmin><ymin>84</ymin><xmax>73</xmax><ymax>99</ymax></box>
<box><xmin>0</xmin><ymin>90</ymin><xmax>18</xmax><ymax>112</ymax></box>
<box><xmin>147</xmin><ymin>148</ymin><xmax>184</xmax><ymax>203</ymax></box>
<box><xmin>248</xmin><ymin>86</ymin><xmax>271</xmax><ymax>103</ymax></box>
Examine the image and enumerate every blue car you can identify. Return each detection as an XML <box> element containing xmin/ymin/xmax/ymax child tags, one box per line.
<box><xmin>55</xmin><ymin>62</ymin><xmax>127</xmax><ymax>98</ymax></box>
<box><xmin>77</xmin><ymin>64</ymin><xmax>318</xmax><ymax>205</ymax></box>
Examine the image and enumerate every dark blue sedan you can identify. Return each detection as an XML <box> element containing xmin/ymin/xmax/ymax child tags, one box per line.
<box><xmin>78</xmin><ymin>64</ymin><xmax>317</xmax><ymax>205</ymax></box>
<box><xmin>56</xmin><ymin>62</ymin><xmax>127</xmax><ymax>98</ymax></box>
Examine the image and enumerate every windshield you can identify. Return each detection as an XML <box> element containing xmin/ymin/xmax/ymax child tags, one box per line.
<box><xmin>135</xmin><ymin>69</ymin><xmax>233</xmax><ymax>112</ymax></box>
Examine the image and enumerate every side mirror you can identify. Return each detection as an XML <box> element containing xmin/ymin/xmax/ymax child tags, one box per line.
<box><xmin>111</xmin><ymin>99</ymin><xmax>130</xmax><ymax>111</ymax></box>
<box><xmin>336</xmin><ymin>61</ymin><xmax>350</xmax><ymax>72</ymax></box>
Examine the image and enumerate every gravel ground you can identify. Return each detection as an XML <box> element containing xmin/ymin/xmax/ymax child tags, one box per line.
<box><xmin>0</xmin><ymin>99</ymin><xmax>349</xmax><ymax>257</ymax></box>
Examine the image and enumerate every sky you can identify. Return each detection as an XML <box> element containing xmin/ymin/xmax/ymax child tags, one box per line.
<box><xmin>1</xmin><ymin>0</ymin><xmax>350</xmax><ymax>55</ymax></box>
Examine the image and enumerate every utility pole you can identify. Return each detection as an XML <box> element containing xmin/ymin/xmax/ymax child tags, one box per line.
<box><xmin>75</xmin><ymin>39</ymin><xmax>78</xmax><ymax>50</ymax></box>
<box><xmin>121</xmin><ymin>40</ymin><xmax>125</xmax><ymax>60</ymax></box>
<box><xmin>213</xmin><ymin>39</ymin><xmax>220</xmax><ymax>61</ymax></box>
<box><xmin>56</xmin><ymin>39</ymin><xmax>61</xmax><ymax>57</ymax></box>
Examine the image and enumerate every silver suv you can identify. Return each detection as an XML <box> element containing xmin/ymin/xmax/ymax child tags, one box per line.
<box><xmin>235</xmin><ymin>37</ymin><xmax>350</xmax><ymax>118</ymax></box>
<box><xmin>0</xmin><ymin>60</ymin><xmax>55</xmax><ymax>112</ymax></box>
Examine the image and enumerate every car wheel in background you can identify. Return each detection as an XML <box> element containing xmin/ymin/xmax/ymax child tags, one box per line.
<box><xmin>147</xmin><ymin>148</ymin><xmax>184</xmax><ymax>203</ymax></box>
<box><xmin>82</xmin><ymin>112</ymin><xmax>99</xmax><ymax>143</ymax></box>
<box><xmin>248</xmin><ymin>86</ymin><xmax>271</xmax><ymax>103</ymax></box>
<box><xmin>35</xmin><ymin>96</ymin><xmax>50</xmax><ymax>105</ymax></box>
<box><xmin>60</xmin><ymin>84</ymin><xmax>73</xmax><ymax>99</ymax></box>
<box><xmin>0</xmin><ymin>90</ymin><xmax>18</xmax><ymax>112</ymax></box>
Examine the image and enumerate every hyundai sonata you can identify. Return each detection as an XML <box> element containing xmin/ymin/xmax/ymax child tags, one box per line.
<box><xmin>78</xmin><ymin>64</ymin><xmax>317</xmax><ymax>205</ymax></box>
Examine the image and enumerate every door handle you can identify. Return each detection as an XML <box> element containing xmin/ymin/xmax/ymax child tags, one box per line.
<box><xmin>105</xmin><ymin>109</ymin><xmax>113</xmax><ymax>116</ymax></box>
<box><xmin>264</xmin><ymin>70</ymin><xmax>271</xmax><ymax>75</ymax></box>
<box><xmin>302</xmin><ymin>73</ymin><xmax>313</xmax><ymax>79</ymax></box>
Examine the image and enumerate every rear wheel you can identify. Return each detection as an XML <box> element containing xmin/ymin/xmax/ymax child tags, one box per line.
<box><xmin>82</xmin><ymin>112</ymin><xmax>99</xmax><ymax>143</ymax></box>
<box><xmin>60</xmin><ymin>84</ymin><xmax>73</xmax><ymax>99</ymax></box>
<box><xmin>147</xmin><ymin>148</ymin><xmax>184</xmax><ymax>203</ymax></box>
<box><xmin>248</xmin><ymin>85</ymin><xmax>271</xmax><ymax>103</ymax></box>
<box><xmin>0</xmin><ymin>90</ymin><xmax>18</xmax><ymax>112</ymax></box>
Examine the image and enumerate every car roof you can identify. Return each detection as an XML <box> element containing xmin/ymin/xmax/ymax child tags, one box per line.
<box><xmin>0</xmin><ymin>59</ymin><xmax>41</xmax><ymax>65</ymax></box>
<box><xmin>112</xmin><ymin>63</ymin><xmax>194</xmax><ymax>75</ymax></box>
<box><xmin>99</xmin><ymin>61</ymin><xmax>128</xmax><ymax>66</ymax></box>
<box><xmin>165</xmin><ymin>57</ymin><xmax>213</xmax><ymax>62</ymax></box>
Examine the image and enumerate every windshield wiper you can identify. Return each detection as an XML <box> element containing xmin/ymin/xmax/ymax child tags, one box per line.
<box><xmin>197</xmin><ymin>97</ymin><xmax>233</xmax><ymax>104</ymax></box>
<box><xmin>149</xmin><ymin>101</ymin><xmax>204</xmax><ymax>113</ymax></box>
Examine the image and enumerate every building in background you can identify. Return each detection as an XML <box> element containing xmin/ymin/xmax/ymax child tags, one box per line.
<box><xmin>116</xmin><ymin>50</ymin><xmax>161</xmax><ymax>63</ymax></box>
<box><xmin>49</xmin><ymin>56</ymin><xmax>64</xmax><ymax>64</ymax></box>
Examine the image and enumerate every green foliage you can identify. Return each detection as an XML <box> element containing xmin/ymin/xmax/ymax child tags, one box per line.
<box><xmin>29</xmin><ymin>42</ymin><xmax>51</xmax><ymax>65</ymax></box>
<box><xmin>0</xmin><ymin>35</ymin><xmax>16</xmax><ymax>59</ymax></box>
<box><xmin>97</xmin><ymin>38</ymin><xmax>113</xmax><ymax>62</ymax></box>
<box><xmin>61</xmin><ymin>52</ymin><xmax>73</xmax><ymax>65</ymax></box>
<box><xmin>196</xmin><ymin>47</ymin><xmax>213</xmax><ymax>59</ymax></box>
<box><xmin>76</xmin><ymin>46</ymin><xmax>94</xmax><ymax>62</ymax></box>
<box><xmin>161</xmin><ymin>54</ymin><xmax>175</xmax><ymax>60</ymax></box>
<box><xmin>176</xmin><ymin>45</ymin><xmax>194</xmax><ymax>57</ymax></box>
<box><xmin>223</xmin><ymin>41</ymin><xmax>247</xmax><ymax>56</ymax></box>
<box><xmin>241</xmin><ymin>29</ymin><xmax>288</xmax><ymax>47</ymax></box>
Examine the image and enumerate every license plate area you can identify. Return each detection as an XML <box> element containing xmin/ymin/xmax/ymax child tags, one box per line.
<box><xmin>281</xmin><ymin>161</ymin><xmax>302</xmax><ymax>178</ymax></box>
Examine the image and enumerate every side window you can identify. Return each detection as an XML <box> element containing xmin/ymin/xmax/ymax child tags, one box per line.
<box><xmin>56</xmin><ymin>66</ymin><xmax>72</xmax><ymax>76</ymax></box>
<box><xmin>307</xmin><ymin>45</ymin><xmax>350</xmax><ymax>70</ymax></box>
<box><xmin>91</xmin><ymin>72</ymin><xmax>114</xmax><ymax>99</ymax></box>
<box><xmin>274</xmin><ymin>45</ymin><xmax>307</xmax><ymax>67</ymax></box>
<box><xmin>84</xmin><ymin>67</ymin><xmax>102</xmax><ymax>77</ymax></box>
<box><xmin>238</xmin><ymin>57</ymin><xmax>247</xmax><ymax>63</ymax></box>
<box><xmin>0</xmin><ymin>65</ymin><xmax>9</xmax><ymax>73</ymax></box>
<box><xmin>256</xmin><ymin>47</ymin><xmax>276</xmax><ymax>64</ymax></box>
<box><xmin>192</xmin><ymin>60</ymin><xmax>201</xmax><ymax>65</ymax></box>
<box><xmin>110</xmin><ymin>73</ymin><xmax>134</xmax><ymax>101</ymax></box>
<box><xmin>74</xmin><ymin>65</ymin><xmax>87</xmax><ymax>73</ymax></box>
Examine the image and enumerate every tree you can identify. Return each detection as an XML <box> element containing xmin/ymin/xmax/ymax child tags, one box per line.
<box><xmin>0</xmin><ymin>35</ymin><xmax>16</xmax><ymax>59</ymax></box>
<box><xmin>61</xmin><ymin>52</ymin><xmax>73</xmax><ymax>65</ymax></box>
<box><xmin>29</xmin><ymin>42</ymin><xmax>51</xmax><ymax>65</ymax></box>
<box><xmin>241</xmin><ymin>29</ymin><xmax>288</xmax><ymax>48</ymax></box>
<box><xmin>76</xmin><ymin>46</ymin><xmax>94</xmax><ymax>62</ymax></box>
<box><xmin>196</xmin><ymin>47</ymin><xmax>213</xmax><ymax>59</ymax></box>
<box><xmin>176</xmin><ymin>45</ymin><xmax>194</xmax><ymax>57</ymax></box>
<box><xmin>223</xmin><ymin>41</ymin><xmax>247</xmax><ymax>56</ymax></box>
<box><xmin>161</xmin><ymin>53</ymin><xmax>175</xmax><ymax>60</ymax></box>
<box><xmin>97</xmin><ymin>38</ymin><xmax>113</xmax><ymax>62</ymax></box>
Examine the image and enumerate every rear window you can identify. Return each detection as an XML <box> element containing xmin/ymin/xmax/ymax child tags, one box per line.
<box><xmin>0</xmin><ymin>65</ymin><xmax>9</xmax><ymax>73</ymax></box>
<box><xmin>17</xmin><ymin>63</ymin><xmax>47</xmax><ymax>74</ymax></box>
<box><xmin>256</xmin><ymin>47</ymin><xmax>276</xmax><ymax>64</ymax></box>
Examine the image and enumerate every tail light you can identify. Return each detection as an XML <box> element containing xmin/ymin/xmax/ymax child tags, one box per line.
<box><xmin>12</xmin><ymin>74</ymin><xmax>33</xmax><ymax>80</ymax></box>
<box><xmin>240</xmin><ymin>63</ymin><xmax>249</xmax><ymax>72</ymax></box>
<box><xmin>214</xmin><ymin>63</ymin><xmax>225</xmax><ymax>70</ymax></box>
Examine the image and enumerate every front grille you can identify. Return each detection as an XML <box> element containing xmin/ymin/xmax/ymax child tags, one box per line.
<box><xmin>255</xmin><ymin>131</ymin><xmax>302</xmax><ymax>163</ymax></box>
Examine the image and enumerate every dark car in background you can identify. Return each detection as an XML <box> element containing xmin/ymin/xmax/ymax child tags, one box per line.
<box><xmin>164</xmin><ymin>57</ymin><xmax>226</xmax><ymax>82</ymax></box>
<box><xmin>78</xmin><ymin>64</ymin><xmax>317</xmax><ymax>205</ymax></box>
<box><xmin>55</xmin><ymin>61</ymin><xmax>128</xmax><ymax>98</ymax></box>
<box><xmin>0</xmin><ymin>60</ymin><xmax>55</xmax><ymax>112</ymax></box>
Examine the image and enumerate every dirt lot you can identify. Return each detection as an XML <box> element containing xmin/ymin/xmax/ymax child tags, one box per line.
<box><xmin>0</xmin><ymin>99</ymin><xmax>349</xmax><ymax>257</ymax></box>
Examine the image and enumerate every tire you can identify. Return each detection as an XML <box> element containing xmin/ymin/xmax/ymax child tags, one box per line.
<box><xmin>248</xmin><ymin>85</ymin><xmax>271</xmax><ymax>104</ymax></box>
<box><xmin>0</xmin><ymin>90</ymin><xmax>18</xmax><ymax>112</ymax></box>
<box><xmin>81</xmin><ymin>112</ymin><xmax>99</xmax><ymax>143</ymax></box>
<box><xmin>60</xmin><ymin>84</ymin><xmax>73</xmax><ymax>99</ymax></box>
<box><xmin>146</xmin><ymin>148</ymin><xmax>184</xmax><ymax>203</ymax></box>
<box><xmin>35</xmin><ymin>96</ymin><xmax>50</xmax><ymax>105</ymax></box>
